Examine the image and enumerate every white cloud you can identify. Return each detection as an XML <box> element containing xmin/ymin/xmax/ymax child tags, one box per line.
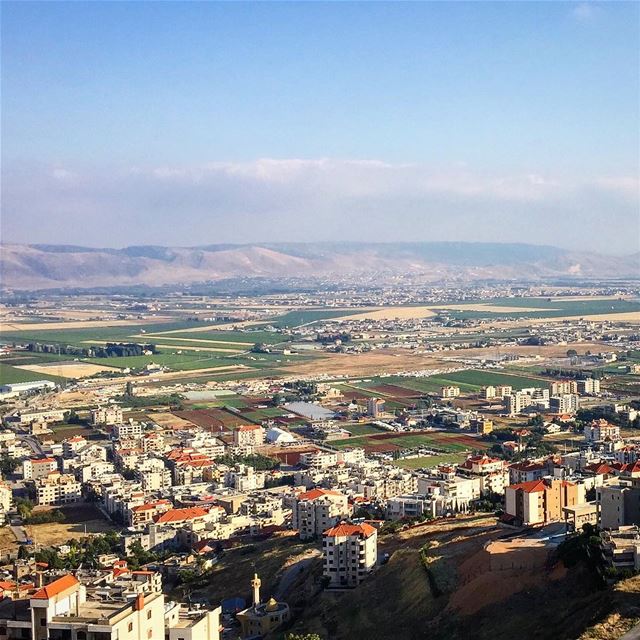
<box><xmin>2</xmin><ymin>159</ymin><xmax>638</xmax><ymax>253</ymax></box>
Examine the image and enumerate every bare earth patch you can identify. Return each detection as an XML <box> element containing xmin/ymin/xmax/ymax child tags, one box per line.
<box><xmin>16</xmin><ymin>362</ymin><xmax>120</xmax><ymax>378</ymax></box>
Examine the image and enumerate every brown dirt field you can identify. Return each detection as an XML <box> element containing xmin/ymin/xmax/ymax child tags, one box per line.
<box><xmin>147</xmin><ymin>412</ymin><xmax>197</xmax><ymax>429</ymax></box>
<box><xmin>0</xmin><ymin>527</ymin><xmax>18</xmax><ymax>553</ymax></box>
<box><xmin>370</xmin><ymin>383</ymin><xmax>421</xmax><ymax>397</ymax></box>
<box><xmin>174</xmin><ymin>409</ymin><xmax>244</xmax><ymax>430</ymax></box>
<box><xmin>16</xmin><ymin>362</ymin><xmax>120</xmax><ymax>379</ymax></box>
<box><xmin>26</xmin><ymin>504</ymin><xmax>113</xmax><ymax>546</ymax></box>
<box><xmin>286</xmin><ymin>351</ymin><xmax>444</xmax><ymax>376</ymax></box>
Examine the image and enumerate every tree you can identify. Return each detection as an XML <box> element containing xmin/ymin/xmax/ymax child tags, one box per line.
<box><xmin>0</xmin><ymin>455</ymin><xmax>19</xmax><ymax>478</ymax></box>
<box><xmin>566</xmin><ymin>349</ymin><xmax>578</xmax><ymax>357</ymax></box>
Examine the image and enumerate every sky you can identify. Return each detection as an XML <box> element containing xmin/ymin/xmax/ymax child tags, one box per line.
<box><xmin>1</xmin><ymin>1</ymin><xmax>639</xmax><ymax>254</ymax></box>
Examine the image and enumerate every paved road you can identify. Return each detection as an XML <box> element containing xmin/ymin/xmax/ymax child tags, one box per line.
<box><xmin>620</xmin><ymin>624</ymin><xmax>640</xmax><ymax>640</ymax></box>
<box><xmin>274</xmin><ymin>551</ymin><xmax>321</xmax><ymax>600</ymax></box>
<box><xmin>16</xmin><ymin>436</ymin><xmax>45</xmax><ymax>457</ymax></box>
<box><xmin>10</xmin><ymin>525</ymin><xmax>27</xmax><ymax>544</ymax></box>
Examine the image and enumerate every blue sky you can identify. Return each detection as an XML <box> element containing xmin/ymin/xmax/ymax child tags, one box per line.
<box><xmin>2</xmin><ymin>1</ymin><xmax>639</xmax><ymax>252</ymax></box>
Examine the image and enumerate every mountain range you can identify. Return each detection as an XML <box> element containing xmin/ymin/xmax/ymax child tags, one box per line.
<box><xmin>1</xmin><ymin>242</ymin><xmax>638</xmax><ymax>290</ymax></box>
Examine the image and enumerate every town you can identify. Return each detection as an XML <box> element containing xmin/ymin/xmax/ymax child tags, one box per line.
<box><xmin>0</xmin><ymin>284</ymin><xmax>638</xmax><ymax>639</ymax></box>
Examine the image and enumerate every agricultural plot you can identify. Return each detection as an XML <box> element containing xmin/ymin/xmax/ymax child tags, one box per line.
<box><xmin>343</xmin><ymin>424</ymin><xmax>389</xmax><ymax>436</ymax></box>
<box><xmin>84</xmin><ymin>352</ymin><xmax>239</xmax><ymax>371</ymax></box>
<box><xmin>433</xmin><ymin>369</ymin><xmax>550</xmax><ymax>390</ymax></box>
<box><xmin>0</xmin><ymin>320</ymin><xmax>202</xmax><ymax>347</ymax></box>
<box><xmin>441</xmin><ymin>297</ymin><xmax>640</xmax><ymax>320</ymax></box>
<box><xmin>0</xmin><ymin>362</ymin><xmax>67</xmax><ymax>384</ymax></box>
<box><xmin>330</xmin><ymin>430</ymin><xmax>488</xmax><ymax>454</ymax></box>
<box><xmin>144</xmin><ymin>329</ymin><xmax>292</xmax><ymax>345</ymax></box>
<box><xmin>268</xmin><ymin>308</ymin><xmax>368</xmax><ymax>328</ymax></box>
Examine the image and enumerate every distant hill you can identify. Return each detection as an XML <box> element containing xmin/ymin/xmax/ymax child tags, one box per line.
<box><xmin>0</xmin><ymin>242</ymin><xmax>637</xmax><ymax>290</ymax></box>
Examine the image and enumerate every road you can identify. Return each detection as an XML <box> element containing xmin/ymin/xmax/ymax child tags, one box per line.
<box><xmin>15</xmin><ymin>436</ymin><xmax>45</xmax><ymax>457</ymax></box>
<box><xmin>10</xmin><ymin>524</ymin><xmax>28</xmax><ymax>544</ymax></box>
<box><xmin>274</xmin><ymin>550</ymin><xmax>321</xmax><ymax>600</ymax></box>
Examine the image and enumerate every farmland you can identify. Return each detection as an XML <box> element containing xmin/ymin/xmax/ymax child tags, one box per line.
<box><xmin>329</xmin><ymin>430</ymin><xmax>489</xmax><ymax>454</ymax></box>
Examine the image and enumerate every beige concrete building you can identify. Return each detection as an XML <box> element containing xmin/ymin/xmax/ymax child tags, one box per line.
<box><xmin>90</xmin><ymin>405</ymin><xmax>123</xmax><ymax>426</ymax></box>
<box><xmin>291</xmin><ymin>488</ymin><xmax>350</xmax><ymax>540</ymax></box>
<box><xmin>35</xmin><ymin>472</ymin><xmax>82</xmax><ymax>506</ymax></box>
<box><xmin>233</xmin><ymin>424</ymin><xmax>265</xmax><ymax>447</ymax></box>
<box><xmin>323</xmin><ymin>522</ymin><xmax>377</xmax><ymax>588</ymax></box>
<box><xmin>440</xmin><ymin>386</ymin><xmax>460</xmax><ymax>399</ymax></box>
<box><xmin>505</xmin><ymin>478</ymin><xmax>584</xmax><ymax>526</ymax></box>
<box><xmin>23</xmin><ymin>457</ymin><xmax>58</xmax><ymax>481</ymax></box>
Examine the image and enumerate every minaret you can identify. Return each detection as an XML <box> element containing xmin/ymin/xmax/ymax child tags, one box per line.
<box><xmin>251</xmin><ymin>572</ymin><xmax>261</xmax><ymax>609</ymax></box>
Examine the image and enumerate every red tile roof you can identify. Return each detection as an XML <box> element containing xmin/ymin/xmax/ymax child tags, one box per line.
<box><xmin>324</xmin><ymin>522</ymin><xmax>376</xmax><ymax>538</ymax></box>
<box><xmin>509</xmin><ymin>479</ymin><xmax>547</xmax><ymax>493</ymax></box>
<box><xmin>154</xmin><ymin>507</ymin><xmax>209</xmax><ymax>524</ymax></box>
<box><xmin>32</xmin><ymin>575</ymin><xmax>79</xmax><ymax>599</ymax></box>
<box><xmin>298</xmin><ymin>488</ymin><xmax>344</xmax><ymax>501</ymax></box>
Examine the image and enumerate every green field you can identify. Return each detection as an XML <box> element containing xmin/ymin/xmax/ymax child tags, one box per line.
<box><xmin>84</xmin><ymin>352</ymin><xmax>239</xmax><ymax>371</ymax></box>
<box><xmin>268</xmin><ymin>308</ymin><xmax>364</xmax><ymax>328</ymax></box>
<box><xmin>144</xmin><ymin>329</ymin><xmax>291</xmax><ymax>345</ymax></box>
<box><xmin>343</xmin><ymin>423</ymin><xmax>389</xmax><ymax>436</ymax></box>
<box><xmin>330</xmin><ymin>431</ymin><xmax>486</xmax><ymax>452</ymax></box>
<box><xmin>432</xmin><ymin>369</ymin><xmax>550</xmax><ymax>390</ymax></box>
<box><xmin>0</xmin><ymin>362</ymin><xmax>66</xmax><ymax>385</ymax></box>
<box><xmin>440</xmin><ymin>297</ymin><xmax>640</xmax><ymax>320</ymax></box>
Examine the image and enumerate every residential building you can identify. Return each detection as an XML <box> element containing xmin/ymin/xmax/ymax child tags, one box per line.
<box><xmin>90</xmin><ymin>405</ymin><xmax>123</xmax><ymax>426</ymax></box>
<box><xmin>549</xmin><ymin>394</ymin><xmax>580</xmax><ymax>415</ymax></box>
<box><xmin>441</xmin><ymin>386</ymin><xmax>460</xmax><ymax>399</ymax></box>
<box><xmin>35</xmin><ymin>472</ymin><xmax>82</xmax><ymax>506</ymax></box>
<box><xmin>291</xmin><ymin>488</ymin><xmax>350</xmax><ymax>540</ymax></box>
<box><xmin>577</xmin><ymin>378</ymin><xmax>601</xmax><ymax>395</ymax></box>
<box><xmin>23</xmin><ymin>457</ymin><xmax>58</xmax><ymax>480</ymax></box>
<box><xmin>366</xmin><ymin>397</ymin><xmax>385</xmax><ymax>418</ymax></box>
<box><xmin>504</xmin><ymin>478</ymin><xmax>584</xmax><ymax>526</ymax></box>
<box><xmin>233</xmin><ymin>424</ymin><xmax>265</xmax><ymax>447</ymax></box>
<box><xmin>585</xmin><ymin>419</ymin><xmax>620</xmax><ymax>443</ymax></box>
<box><xmin>323</xmin><ymin>522</ymin><xmax>377</xmax><ymax>587</ymax></box>
<box><xmin>458</xmin><ymin>454</ymin><xmax>509</xmax><ymax>495</ymax></box>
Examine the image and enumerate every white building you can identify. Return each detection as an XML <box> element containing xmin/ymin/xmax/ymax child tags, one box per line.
<box><xmin>323</xmin><ymin>522</ymin><xmax>377</xmax><ymax>588</ymax></box>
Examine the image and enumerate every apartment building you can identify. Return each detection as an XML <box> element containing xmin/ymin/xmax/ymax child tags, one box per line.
<box><xmin>577</xmin><ymin>378</ymin><xmax>601</xmax><ymax>395</ymax></box>
<box><xmin>585</xmin><ymin>419</ymin><xmax>621</xmax><ymax>443</ymax></box>
<box><xmin>0</xmin><ymin>573</ymin><xmax>220</xmax><ymax>640</ymax></box>
<box><xmin>113</xmin><ymin>422</ymin><xmax>144</xmax><ymax>440</ymax></box>
<box><xmin>323</xmin><ymin>522</ymin><xmax>377</xmax><ymax>588</ymax></box>
<box><xmin>597</xmin><ymin>479</ymin><xmax>640</xmax><ymax>529</ymax></box>
<box><xmin>550</xmin><ymin>380</ymin><xmax>578</xmax><ymax>395</ymax></box>
<box><xmin>23</xmin><ymin>457</ymin><xmax>58</xmax><ymax>480</ymax></box>
<box><xmin>233</xmin><ymin>424</ymin><xmax>265</xmax><ymax>447</ymax></box>
<box><xmin>300</xmin><ymin>450</ymin><xmax>339</xmax><ymax>470</ymax></box>
<box><xmin>366</xmin><ymin>397</ymin><xmax>385</xmax><ymax>418</ymax></box>
<box><xmin>90</xmin><ymin>405</ymin><xmax>123</xmax><ymax>426</ymax></box>
<box><xmin>440</xmin><ymin>386</ymin><xmax>460</xmax><ymax>399</ymax></box>
<box><xmin>35</xmin><ymin>472</ymin><xmax>82</xmax><ymax>506</ymax></box>
<box><xmin>505</xmin><ymin>478</ymin><xmax>584</xmax><ymax>526</ymax></box>
<box><xmin>291</xmin><ymin>488</ymin><xmax>350</xmax><ymax>540</ymax></box>
<box><xmin>549</xmin><ymin>394</ymin><xmax>580</xmax><ymax>415</ymax></box>
<box><xmin>458</xmin><ymin>454</ymin><xmax>509</xmax><ymax>495</ymax></box>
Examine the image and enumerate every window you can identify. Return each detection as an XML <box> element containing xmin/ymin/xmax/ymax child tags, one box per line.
<box><xmin>128</xmin><ymin>622</ymin><xmax>133</xmax><ymax>632</ymax></box>
<box><xmin>147</xmin><ymin>610</ymin><xmax>152</xmax><ymax>620</ymax></box>
<box><xmin>40</xmin><ymin>618</ymin><xmax>47</xmax><ymax>627</ymax></box>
